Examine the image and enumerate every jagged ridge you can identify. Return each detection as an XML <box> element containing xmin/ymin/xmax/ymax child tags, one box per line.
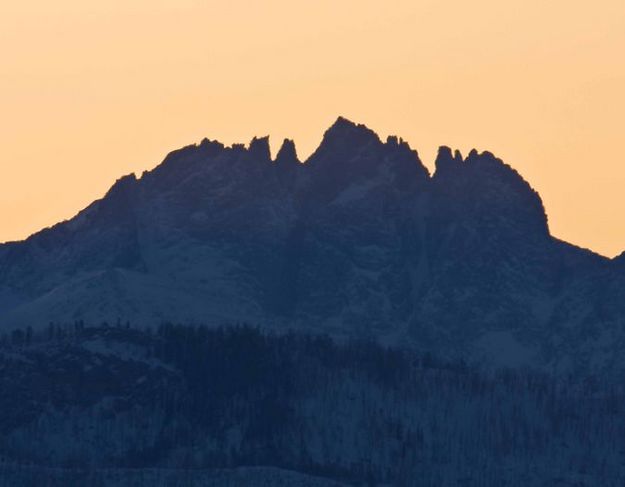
<box><xmin>0</xmin><ymin>117</ymin><xmax>621</xmax><ymax>373</ymax></box>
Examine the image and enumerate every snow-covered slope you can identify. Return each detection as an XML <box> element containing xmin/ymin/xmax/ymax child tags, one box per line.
<box><xmin>0</xmin><ymin>117</ymin><xmax>622</xmax><ymax>371</ymax></box>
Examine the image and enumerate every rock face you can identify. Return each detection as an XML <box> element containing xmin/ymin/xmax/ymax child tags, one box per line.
<box><xmin>0</xmin><ymin>117</ymin><xmax>622</xmax><ymax>372</ymax></box>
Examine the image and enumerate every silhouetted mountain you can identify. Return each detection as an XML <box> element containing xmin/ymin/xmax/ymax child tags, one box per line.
<box><xmin>0</xmin><ymin>117</ymin><xmax>621</xmax><ymax>373</ymax></box>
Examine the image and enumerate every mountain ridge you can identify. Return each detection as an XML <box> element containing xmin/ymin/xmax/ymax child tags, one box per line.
<box><xmin>6</xmin><ymin>117</ymin><xmax>609</xmax><ymax>258</ymax></box>
<box><xmin>0</xmin><ymin>117</ymin><xmax>622</xmax><ymax>373</ymax></box>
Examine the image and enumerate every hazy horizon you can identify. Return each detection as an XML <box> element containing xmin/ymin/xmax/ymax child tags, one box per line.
<box><xmin>2</xmin><ymin>0</ymin><xmax>624</xmax><ymax>256</ymax></box>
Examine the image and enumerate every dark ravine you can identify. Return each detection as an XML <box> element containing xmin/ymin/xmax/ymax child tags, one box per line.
<box><xmin>0</xmin><ymin>117</ymin><xmax>623</xmax><ymax>372</ymax></box>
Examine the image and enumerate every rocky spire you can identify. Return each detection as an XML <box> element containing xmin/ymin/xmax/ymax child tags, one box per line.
<box><xmin>248</xmin><ymin>136</ymin><xmax>271</xmax><ymax>162</ymax></box>
<box><xmin>434</xmin><ymin>146</ymin><xmax>463</xmax><ymax>176</ymax></box>
<box><xmin>384</xmin><ymin>135</ymin><xmax>430</xmax><ymax>183</ymax></box>
<box><xmin>199</xmin><ymin>138</ymin><xmax>225</xmax><ymax>157</ymax></box>
<box><xmin>275</xmin><ymin>138</ymin><xmax>299</xmax><ymax>166</ymax></box>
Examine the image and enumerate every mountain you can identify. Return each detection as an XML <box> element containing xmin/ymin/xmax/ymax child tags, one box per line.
<box><xmin>0</xmin><ymin>117</ymin><xmax>622</xmax><ymax>373</ymax></box>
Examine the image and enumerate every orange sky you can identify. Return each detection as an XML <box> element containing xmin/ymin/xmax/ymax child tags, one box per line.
<box><xmin>1</xmin><ymin>1</ymin><xmax>624</xmax><ymax>256</ymax></box>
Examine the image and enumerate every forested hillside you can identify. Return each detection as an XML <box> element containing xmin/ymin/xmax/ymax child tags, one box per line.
<box><xmin>1</xmin><ymin>323</ymin><xmax>624</xmax><ymax>486</ymax></box>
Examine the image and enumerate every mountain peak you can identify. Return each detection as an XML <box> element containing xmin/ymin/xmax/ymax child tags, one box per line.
<box><xmin>248</xmin><ymin>136</ymin><xmax>271</xmax><ymax>162</ymax></box>
<box><xmin>328</xmin><ymin>115</ymin><xmax>357</xmax><ymax>130</ymax></box>
<box><xmin>434</xmin><ymin>146</ymin><xmax>463</xmax><ymax>176</ymax></box>
<box><xmin>199</xmin><ymin>138</ymin><xmax>226</xmax><ymax>157</ymax></box>
<box><xmin>325</xmin><ymin>116</ymin><xmax>379</xmax><ymax>141</ymax></box>
<box><xmin>275</xmin><ymin>138</ymin><xmax>299</xmax><ymax>166</ymax></box>
<box><xmin>311</xmin><ymin>117</ymin><xmax>380</xmax><ymax>161</ymax></box>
